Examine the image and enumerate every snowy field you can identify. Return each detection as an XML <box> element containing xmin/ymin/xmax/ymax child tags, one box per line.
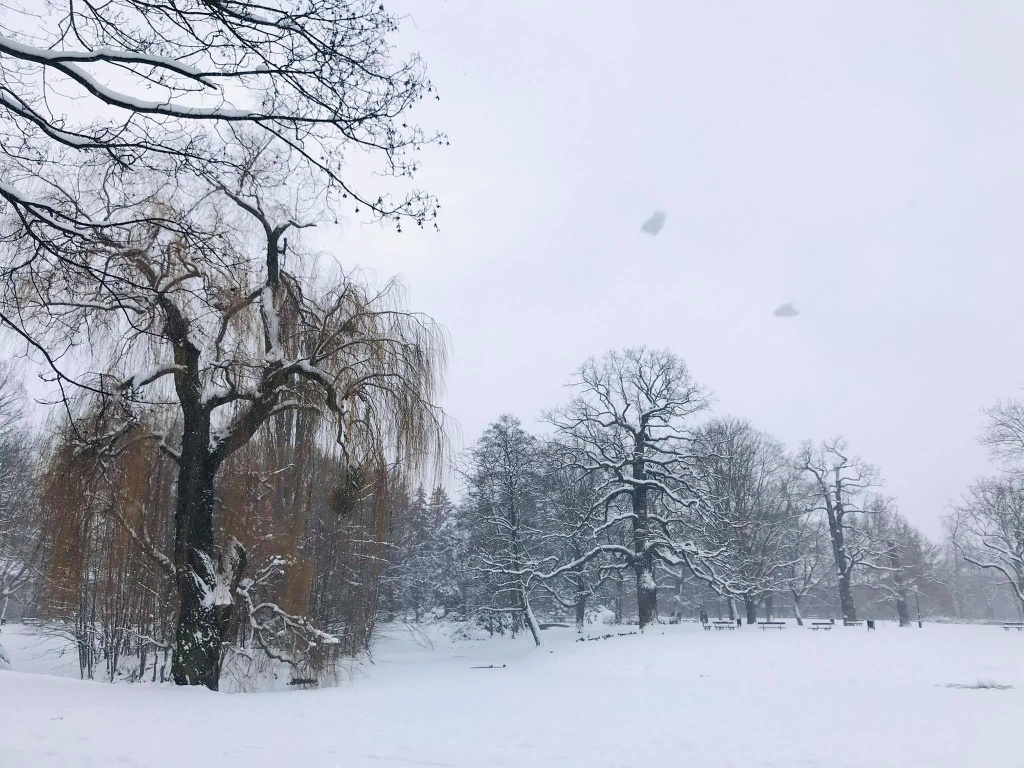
<box><xmin>1</xmin><ymin>620</ymin><xmax>1021</xmax><ymax>768</ymax></box>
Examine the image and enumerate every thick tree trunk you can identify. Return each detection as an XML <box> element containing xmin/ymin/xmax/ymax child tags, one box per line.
<box><xmin>635</xmin><ymin>557</ymin><xmax>657</xmax><ymax>629</ymax></box>
<box><xmin>837</xmin><ymin>570</ymin><xmax>857</xmax><ymax>622</ymax></box>
<box><xmin>575</xmin><ymin>597</ymin><xmax>586</xmax><ymax>632</ymax></box>
<box><xmin>169</xmin><ymin>462</ymin><xmax>220</xmax><ymax>684</ymax></box>
<box><xmin>744</xmin><ymin>595</ymin><xmax>757</xmax><ymax>625</ymax></box>
<box><xmin>169</xmin><ymin>414</ymin><xmax>245</xmax><ymax>690</ymax></box>
<box><xmin>631</xmin><ymin>440</ymin><xmax>657</xmax><ymax>629</ymax></box>
<box><xmin>164</xmin><ymin>308</ymin><xmax>244</xmax><ymax>690</ymax></box>
<box><xmin>792</xmin><ymin>594</ymin><xmax>804</xmax><ymax>626</ymax></box>
<box><xmin>764</xmin><ymin>594</ymin><xmax>774</xmax><ymax>621</ymax></box>
<box><xmin>895</xmin><ymin>593</ymin><xmax>911</xmax><ymax>627</ymax></box>
<box><xmin>888</xmin><ymin>542</ymin><xmax>911</xmax><ymax>627</ymax></box>
<box><xmin>826</xmin><ymin>504</ymin><xmax>857</xmax><ymax>622</ymax></box>
<box><xmin>573</xmin><ymin>571</ymin><xmax>587</xmax><ymax>633</ymax></box>
<box><xmin>522</xmin><ymin>590</ymin><xmax>542</xmax><ymax>647</ymax></box>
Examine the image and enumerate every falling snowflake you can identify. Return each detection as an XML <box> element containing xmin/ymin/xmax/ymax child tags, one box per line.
<box><xmin>773</xmin><ymin>303</ymin><xmax>799</xmax><ymax>318</ymax></box>
<box><xmin>640</xmin><ymin>211</ymin><xmax>666</xmax><ymax>235</ymax></box>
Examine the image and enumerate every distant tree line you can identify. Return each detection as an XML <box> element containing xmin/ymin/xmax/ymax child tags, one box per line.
<box><xmin>1</xmin><ymin>348</ymin><xmax>1020</xmax><ymax>686</ymax></box>
<box><xmin>385</xmin><ymin>349</ymin><xmax>1024</xmax><ymax>640</ymax></box>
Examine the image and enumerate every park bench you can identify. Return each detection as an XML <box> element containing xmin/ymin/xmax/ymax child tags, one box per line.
<box><xmin>843</xmin><ymin>620</ymin><xmax>864</xmax><ymax>627</ymax></box>
<box><xmin>809</xmin><ymin>621</ymin><xmax>832</xmax><ymax>631</ymax></box>
<box><xmin>1003</xmin><ymin>622</ymin><xmax>1024</xmax><ymax>632</ymax></box>
<box><xmin>711</xmin><ymin>620</ymin><xmax>735</xmax><ymax>631</ymax></box>
<box><xmin>758</xmin><ymin>621</ymin><xmax>785</xmax><ymax>631</ymax></box>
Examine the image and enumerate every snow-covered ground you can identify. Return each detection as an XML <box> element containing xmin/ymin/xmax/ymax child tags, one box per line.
<box><xmin>1</xmin><ymin>620</ymin><xmax>1020</xmax><ymax>767</ymax></box>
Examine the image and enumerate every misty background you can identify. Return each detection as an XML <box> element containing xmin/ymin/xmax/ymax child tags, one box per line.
<box><xmin>318</xmin><ymin>0</ymin><xmax>1024</xmax><ymax>537</ymax></box>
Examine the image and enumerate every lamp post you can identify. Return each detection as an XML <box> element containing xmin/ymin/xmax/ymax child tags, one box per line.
<box><xmin>915</xmin><ymin>589</ymin><xmax>922</xmax><ymax>628</ymax></box>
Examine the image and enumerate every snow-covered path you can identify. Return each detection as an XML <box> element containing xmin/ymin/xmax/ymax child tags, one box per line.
<box><xmin>1</xmin><ymin>622</ymin><xmax>1020</xmax><ymax>767</ymax></box>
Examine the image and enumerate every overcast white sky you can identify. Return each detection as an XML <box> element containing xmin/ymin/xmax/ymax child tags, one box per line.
<box><xmin>319</xmin><ymin>1</ymin><xmax>1024</xmax><ymax>536</ymax></box>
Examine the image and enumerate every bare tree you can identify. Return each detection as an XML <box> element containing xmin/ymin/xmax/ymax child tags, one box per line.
<box><xmin>980</xmin><ymin>399</ymin><xmax>1024</xmax><ymax>469</ymax></box>
<box><xmin>386</xmin><ymin>485</ymin><xmax>463</xmax><ymax>623</ymax></box>
<box><xmin>950</xmin><ymin>476</ymin><xmax>1024</xmax><ymax>612</ymax></box>
<box><xmin>546</xmin><ymin>348</ymin><xmax>731</xmax><ymax>629</ymax></box>
<box><xmin>0</xmin><ymin>0</ymin><xmax>443</xmax><ymax>252</ymax></box>
<box><xmin>0</xmin><ymin>367</ymin><xmax>37</xmax><ymax>630</ymax></box>
<box><xmin>4</xmin><ymin>165</ymin><xmax>445</xmax><ymax>688</ymax></box>
<box><xmin>695</xmin><ymin>417</ymin><xmax>796</xmax><ymax>623</ymax></box>
<box><xmin>799</xmin><ymin>439</ymin><xmax>887</xmax><ymax>623</ymax></box>
<box><xmin>939</xmin><ymin>400</ymin><xmax>1024</xmax><ymax>620</ymax></box>
<box><xmin>934</xmin><ymin>524</ymin><xmax>1020</xmax><ymax>622</ymax></box>
<box><xmin>862</xmin><ymin>509</ymin><xmax>933</xmax><ymax>626</ymax></box>
<box><xmin>462</xmin><ymin>415</ymin><xmax>544</xmax><ymax>646</ymax></box>
<box><xmin>537</xmin><ymin>439</ymin><xmax>606</xmax><ymax>632</ymax></box>
<box><xmin>0</xmin><ymin>1</ymin><xmax>449</xmax><ymax>690</ymax></box>
<box><xmin>779</xmin><ymin>509</ymin><xmax>832</xmax><ymax>625</ymax></box>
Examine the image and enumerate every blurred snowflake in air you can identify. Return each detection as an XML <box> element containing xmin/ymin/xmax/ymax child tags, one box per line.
<box><xmin>773</xmin><ymin>303</ymin><xmax>799</xmax><ymax>318</ymax></box>
<box><xmin>640</xmin><ymin>211</ymin><xmax>666</xmax><ymax>235</ymax></box>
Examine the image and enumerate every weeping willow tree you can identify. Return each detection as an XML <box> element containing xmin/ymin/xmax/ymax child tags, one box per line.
<box><xmin>38</xmin><ymin>413</ymin><xmax>178</xmax><ymax>681</ymax></box>
<box><xmin>14</xmin><ymin>153</ymin><xmax>446</xmax><ymax>689</ymax></box>
<box><xmin>0</xmin><ymin>0</ymin><xmax>447</xmax><ymax>691</ymax></box>
<box><xmin>36</xmin><ymin>399</ymin><xmax>425</xmax><ymax>687</ymax></box>
<box><xmin>216</xmin><ymin>408</ymin><xmax>418</xmax><ymax>670</ymax></box>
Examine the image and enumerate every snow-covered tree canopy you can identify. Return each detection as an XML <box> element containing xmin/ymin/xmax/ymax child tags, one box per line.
<box><xmin>694</xmin><ymin>417</ymin><xmax>801</xmax><ymax>619</ymax></box>
<box><xmin>951</xmin><ymin>476</ymin><xmax>1024</xmax><ymax>610</ymax></box>
<box><xmin>0</xmin><ymin>0</ymin><xmax>443</xmax><ymax>240</ymax></box>
<box><xmin>1</xmin><ymin>153</ymin><xmax>448</xmax><ymax>687</ymax></box>
<box><xmin>799</xmin><ymin>439</ymin><xmax>895</xmax><ymax>622</ymax></box>
<box><xmin>541</xmin><ymin>348</ymin><xmax>741</xmax><ymax>627</ymax></box>
<box><xmin>980</xmin><ymin>400</ymin><xmax>1024</xmax><ymax>468</ymax></box>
